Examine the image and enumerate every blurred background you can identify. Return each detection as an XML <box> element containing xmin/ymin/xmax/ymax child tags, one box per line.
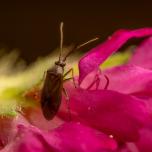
<box><xmin>0</xmin><ymin>1</ymin><xmax>151</xmax><ymax>63</ymax></box>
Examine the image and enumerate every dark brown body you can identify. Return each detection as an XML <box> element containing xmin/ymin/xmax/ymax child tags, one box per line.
<box><xmin>41</xmin><ymin>64</ymin><xmax>64</xmax><ymax>120</ymax></box>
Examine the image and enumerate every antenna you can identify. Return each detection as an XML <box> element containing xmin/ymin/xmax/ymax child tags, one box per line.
<box><xmin>59</xmin><ymin>22</ymin><xmax>64</xmax><ymax>61</ymax></box>
<box><xmin>63</xmin><ymin>37</ymin><xmax>99</xmax><ymax>61</ymax></box>
<box><xmin>77</xmin><ymin>37</ymin><xmax>99</xmax><ymax>49</ymax></box>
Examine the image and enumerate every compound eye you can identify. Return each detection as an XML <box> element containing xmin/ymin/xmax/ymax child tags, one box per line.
<box><xmin>61</xmin><ymin>62</ymin><xmax>66</xmax><ymax>67</ymax></box>
<box><xmin>55</xmin><ymin>61</ymin><xmax>60</xmax><ymax>65</ymax></box>
<box><xmin>55</xmin><ymin>61</ymin><xmax>66</xmax><ymax>67</ymax></box>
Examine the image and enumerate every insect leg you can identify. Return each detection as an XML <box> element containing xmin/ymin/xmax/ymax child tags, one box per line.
<box><xmin>63</xmin><ymin>68</ymin><xmax>73</xmax><ymax>77</ymax></box>
<box><xmin>63</xmin><ymin>77</ymin><xmax>72</xmax><ymax>82</ymax></box>
<box><xmin>62</xmin><ymin>87</ymin><xmax>71</xmax><ymax>121</ymax></box>
<box><xmin>104</xmin><ymin>74</ymin><xmax>110</xmax><ymax>90</ymax></box>
<box><xmin>86</xmin><ymin>75</ymin><xmax>100</xmax><ymax>90</ymax></box>
<box><xmin>86</xmin><ymin>69</ymin><xmax>101</xmax><ymax>90</ymax></box>
<box><xmin>63</xmin><ymin>68</ymin><xmax>77</xmax><ymax>88</ymax></box>
<box><xmin>86</xmin><ymin>74</ymin><xmax>110</xmax><ymax>90</ymax></box>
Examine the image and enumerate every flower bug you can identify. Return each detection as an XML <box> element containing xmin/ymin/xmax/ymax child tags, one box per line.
<box><xmin>41</xmin><ymin>22</ymin><xmax>98</xmax><ymax>120</ymax></box>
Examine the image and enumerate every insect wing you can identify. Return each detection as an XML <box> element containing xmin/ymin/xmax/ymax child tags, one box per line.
<box><xmin>41</xmin><ymin>71</ymin><xmax>63</xmax><ymax>120</ymax></box>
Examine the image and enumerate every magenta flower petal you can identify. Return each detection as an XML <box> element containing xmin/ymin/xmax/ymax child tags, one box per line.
<box><xmin>0</xmin><ymin>115</ymin><xmax>29</xmax><ymax>150</ymax></box>
<box><xmin>102</xmin><ymin>65</ymin><xmax>152</xmax><ymax>94</ymax></box>
<box><xmin>79</xmin><ymin>65</ymin><xmax>152</xmax><ymax>95</ymax></box>
<box><xmin>6</xmin><ymin>123</ymin><xmax>117</xmax><ymax>152</ymax></box>
<box><xmin>0</xmin><ymin>117</ymin><xmax>17</xmax><ymax>150</ymax></box>
<box><xmin>79</xmin><ymin>28</ymin><xmax>152</xmax><ymax>84</ymax></box>
<box><xmin>129</xmin><ymin>37</ymin><xmax>152</xmax><ymax>69</ymax></box>
<box><xmin>59</xmin><ymin>83</ymin><xmax>149</xmax><ymax>142</ymax></box>
<box><xmin>116</xmin><ymin>143</ymin><xmax>139</xmax><ymax>152</ymax></box>
<box><xmin>135</xmin><ymin>128</ymin><xmax>152</xmax><ymax>152</ymax></box>
<box><xmin>51</xmin><ymin>122</ymin><xmax>117</xmax><ymax>152</ymax></box>
<box><xmin>24</xmin><ymin>107</ymin><xmax>65</xmax><ymax>131</ymax></box>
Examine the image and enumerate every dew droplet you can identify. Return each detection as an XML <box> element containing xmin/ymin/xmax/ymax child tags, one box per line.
<box><xmin>109</xmin><ymin>134</ymin><xmax>114</xmax><ymax>138</ymax></box>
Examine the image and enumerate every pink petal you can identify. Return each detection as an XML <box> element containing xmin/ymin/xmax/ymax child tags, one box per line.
<box><xmin>135</xmin><ymin>128</ymin><xmax>152</xmax><ymax>152</ymax></box>
<box><xmin>0</xmin><ymin>117</ymin><xmax>17</xmax><ymax>150</ymax></box>
<box><xmin>130</xmin><ymin>81</ymin><xmax>152</xmax><ymax>98</ymax></box>
<box><xmin>80</xmin><ymin>65</ymin><xmax>152</xmax><ymax>96</ymax></box>
<box><xmin>129</xmin><ymin>37</ymin><xmax>152</xmax><ymax>69</ymax></box>
<box><xmin>0</xmin><ymin>115</ymin><xmax>29</xmax><ymax>150</ymax></box>
<box><xmin>59</xmin><ymin>83</ymin><xmax>150</xmax><ymax>142</ymax></box>
<box><xmin>102</xmin><ymin>65</ymin><xmax>152</xmax><ymax>94</ymax></box>
<box><xmin>117</xmin><ymin>143</ymin><xmax>139</xmax><ymax>152</ymax></box>
<box><xmin>51</xmin><ymin>122</ymin><xmax>117</xmax><ymax>152</ymax></box>
<box><xmin>23</xmin><ymin>107</ymin><xmax>65</xmax><ymax>131</ymax></box>
<box><xmin>5</xmin><ymin>123</ymin><xmax>117</xmax><ymax>152</ymax></box>
<box><xmin>79</xmin><ymin>28</ymin><xmax>152</xmax><ymax>84</ymax></box>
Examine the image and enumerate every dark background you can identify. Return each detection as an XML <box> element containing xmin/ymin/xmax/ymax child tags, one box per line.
<box><xmin>0</xmin><ymin>1</ymin><xmax>151</xmax><ymax>63</ymax></box>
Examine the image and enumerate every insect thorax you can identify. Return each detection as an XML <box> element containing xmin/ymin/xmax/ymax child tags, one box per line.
<box><xmin>54</xmin><ymin>60</ymin><xmax>66</xmax><ymax>74</ymax></box>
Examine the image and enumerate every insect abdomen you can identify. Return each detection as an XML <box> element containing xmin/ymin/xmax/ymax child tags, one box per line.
<box><xmin>41</xmin><ymin>71</ymin><xmax>63</xmax><ymax>120</ymax></box>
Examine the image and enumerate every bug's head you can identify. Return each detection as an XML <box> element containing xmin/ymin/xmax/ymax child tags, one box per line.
<box><xmin>55</xmin><ymin>60</ymin><xmax>66</xmax><ymax>67</ymax></box>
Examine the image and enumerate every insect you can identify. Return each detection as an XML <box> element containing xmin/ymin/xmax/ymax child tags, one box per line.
<box><xmin>41</xmin><ymin>22</ymin><xmax>98</xmax><ymax>120</ymax></box>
